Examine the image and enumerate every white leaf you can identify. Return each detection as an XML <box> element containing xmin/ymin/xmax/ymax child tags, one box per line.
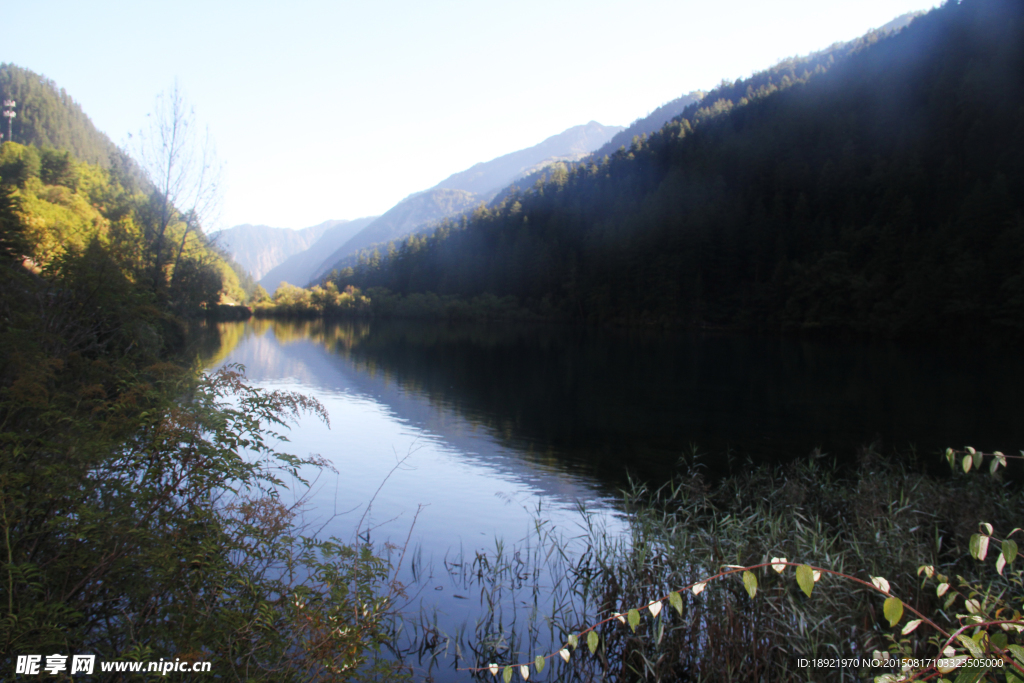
<box><xmin>520</xmin><ymin>665</ymin><xmax>530</xmax><ymax>681</ymax></box>
<box><xmin>964</xmin><ymin>598</ymin><xmax>981</xmax><ymax>613</ymax></box>
<box><xmin>997</xmin><ymin>552</ymin><xmax>1006</xmax><ymax>575</ymax></box>
<box><xmin>559</xmin><ymin>649</ymin><xmax>570</xmax><ymax>663</ymax></box>
<box><xmin>771</xmin><ymin>557</ymin><xmax>787</xmax><ymax>573</ymax></box>
<box><xmin>937</xmin><ymin>655</ymin><xmax>968</xmax><ymax>674</ymax></box>
<box><xmin>936</xmin><ymin>583</ymin><xmax>949</xmax><ymax>597</ymax></box>
<box><xmin>871</xmin><ymin>576</ymin><xmax>890</xmax><ymax>593</ymax></box>
<box><xmin>692</xmin><ymin>582</ymin><xmax>706</xmax><ymax>595</ymax></box>
<box><xmin>980</xmin><ymin>523</ymin><xmax>993</xmax><ymax>535</ymax></box>
<box><xmin>943</xmin><ymin>646</ymin><xmax>955</xmax><ymax>657</ymax></box>
<box><xmin>901</xmin><ymin>619</ymin><xmax>922</xmax><ymax>635</ymax></box>
<box><xmin>489</xmin><ymin>664</ymin><xmax>499</xmax><ymax>676</ymax></box>
<box><xmin>648</xmin><ymin>600</ymin><xmax>662</xmax><ymax>618</ymax></box>
<box><xmin>977</xmin><ymin>535</ymin><xmax>990</xmax><ymax>561</ymax></box>
<box><xmin>812</xmin><ymin>570</ymin><xmax>822</xmax><ymax>582</ymax></box>
<box><xmin>614</xmin><ymin>612</ymin><xmax>626</xmax><ymax>624</ymax></box>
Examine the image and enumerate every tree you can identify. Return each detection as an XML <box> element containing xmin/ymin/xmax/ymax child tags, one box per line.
<box><xmin>135</xmin><ymin>81</ymin><xmax>222</xmax><ymax>296</ymax></box>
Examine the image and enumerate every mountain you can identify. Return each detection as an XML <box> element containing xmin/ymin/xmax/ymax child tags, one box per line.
<box><xmin>260</xmin><ymin>216</ymin><xmax>376</xmax><ymax>293</ymax></box>
<box><xmin>592</xmin><ymin>92</ymin><xmax>706</xmax><ymax>158</ymax></box>
<box><xmin>0</xmin><ymin>64</ymin><xmax>119</xmax><ymax>167</ymax></box>
<box><xmin>434</xmin><ymin>121</ymin><xmax>624</xmax><ymax>196</ymax></box>
<box><xmin>212</xmin><ymin>221</ymin><xmax>338</xmax><ymax>281</ymax></box>
<box><xmin>0</xmin><ymin>64</ymin><xmax>145</xmax><ymax>190</ymax></box>
<box><xmin>334</xmin><ymin>0</ymin><xmax>1024</xmax><ymax>337</ymax></box>
<box><xmin>310</xmin><ymin>122</ymin><xmax>623</xmax><ymax>280</ymax></box>
<box><xmin>309</xmin><ymin>189</ymin><xmax>480</xmax><ymax>280</ymax></box>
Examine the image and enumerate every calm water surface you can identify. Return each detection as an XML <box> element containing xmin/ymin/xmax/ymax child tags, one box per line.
<box><xmin>199</xmin><ymin>318</ymin><xmax>1024</xmax><ymax>676</ymax></box>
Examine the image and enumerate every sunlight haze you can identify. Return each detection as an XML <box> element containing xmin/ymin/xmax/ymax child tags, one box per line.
<box><xmin>4</xmin><ymin>0</ymin><xmax>940</xmax><ymax>230</ymax></box>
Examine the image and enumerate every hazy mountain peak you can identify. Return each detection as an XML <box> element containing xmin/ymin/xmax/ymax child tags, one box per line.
<box><xmin>433</xmin><ymin>121</ymin><xmax>624</xmax><ymax>196</ymax></box>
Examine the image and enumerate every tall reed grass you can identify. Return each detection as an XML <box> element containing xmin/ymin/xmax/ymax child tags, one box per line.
<box><xmin>400</xmin><ymin>446</ymin><xmax>1020</xmax><ymax>682</ymax></box>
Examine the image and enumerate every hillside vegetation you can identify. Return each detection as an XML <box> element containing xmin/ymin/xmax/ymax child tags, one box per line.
<box><xmin>330</xmin><ymin>0</ymin><xmax>1024</xmax><ymax>337</ymax></box>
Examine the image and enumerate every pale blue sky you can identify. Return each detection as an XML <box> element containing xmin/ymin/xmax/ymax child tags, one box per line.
<box><xmin>5</xmin><ymin>0</ymin><xmax>940</xmax><ymax>230</ymax></box>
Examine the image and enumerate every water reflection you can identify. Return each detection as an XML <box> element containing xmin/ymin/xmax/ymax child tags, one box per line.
<box><xmin>201</xmin><ymin>318</ymin><xmax>1024</xmax><ymax>486</ymax></box>
<box><xmin>194</xmin><ymin>318</ymin><xmax>1024</xmax><ymax>677</ymax></box>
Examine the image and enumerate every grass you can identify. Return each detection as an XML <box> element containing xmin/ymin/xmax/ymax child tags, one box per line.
<box><xmin>393</xmin><ymin>446</ymin><xmax>1022</xmax><ymax>682</ymax></box>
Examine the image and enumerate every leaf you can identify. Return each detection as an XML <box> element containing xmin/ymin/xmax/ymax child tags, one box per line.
<box><xmin>871</xmin><ymin>576</ymin><xmax>891</xmax><ymax>594</ymax></box>
<box><xmin>918</xmin><ymin>565</ymin><xmax>935</xmax><ymax>578</ymax></box>
<box><xmin>692</xmin><ymin>582</ymin><xmax>706</xmax><ymax>595</ymax></box>
<box><xmin>963</xmin><ymin>455</ymin><xmax>973</xmax><ymax>473</ymax></box>
<box><xmin>936</xmin><ymin>655</ymin><xmax>967</xmax><ymax>674</ymax></box>
<box><xmin>669</xmin><ymin>591</ymin><xmax>683</xmax><ymax>614</ymax></box>
<box><xmin>901</xmin><ymin>619</ymin><xmax>922</xmax><ymax>634</ymax></box>
<box><xmin>627</xmin><ymin>608</ymin><xmax>640</xmax><ymax>632</ymax></box>
<box><xmin>997</xmin><ymin>552</ymin><xmax>1006</xmax><ymax>575</ymax></box>
<box><xmin>978</xmin><ymin>535</ymin><xmax>990</xmax><ymax>560</ymax></box>
<box><xmin>535</xmin><ymin>656</ymin><xmax>544</xmax><ymax>673</ymax></box>
<box><xmin>771</xmin><ymin>557</ymin><xmax>787</xmax><ymax>573</ymax></box>
<box><xmin>648</xmin><ymin>600</ymin><xmax>662</xmax><ymax>618</ymax></box>
<box><xmin>812</xmin><ymin>570</ymin><xmax>822</xmax><ymax>582</ymax></box>
<box><xmin>567</xmin><ymin>634</ymin><xmax>578</xmax><ymax>650</ymax></box>
<box><xmin>587</xmin><ymin>630</ymin><xmax>599</xmax><ymax>654</ymax></box>
<box><xmin>989</xmin><ymin>456</ymin><xmax>1000</xmax><ymax>474</ymax></box>
<box><xmin>980</xmin><ymin>523</ymin><xmax>994</xmax><ymax>535</ymax></box>
<box><xmin>964</xmin><ymin>598</ymin><xmax>981</xmax><ymax>613</ymax></box>
<box><xmin>937</xmin><ymin>582</ymin><xmax>950</xmax><ymax>596</ymax></box>
<box><xmin>883</xmin><ymin>597</ymin><xmax>903</xmax><ymax>627</ymax></box>
<box><xmin>559</xmin><ymin>649</ymin><xmax>570</xmax><ymax>663</ymax></box>
<box><xmin>1008</xmin><ymin>644</ymin><xmax>1024</xmax><ymax>666</ymax></box>
<box><xmin>1004</xmin><ymin>539</ymin><xmax>1018</xmax><ymax>564</ymax></box>
<box><xmin>973</xmin><ymin>448</ymin><xmax>984</xmax><ymax>469</ymax></box>
<box><xmin>743</xmin><ymin>570</ymin><xmax>758</xmax><ymax>599</ymax></box>
<box><xmin>796</xmin><ymin>564</ymin><xmax>814</xmax><ymax>597</ymax></box>
<box><xmin>957</xmin><ymin>634</ymin><xmax>984</xmax><ymax>659</ymax></box>
<box><xmin>489</xmin><ymin>663</ymin><xmax>499</xmax><ymax>676</ymax></box>
<box><xmin>614</xmin><ymin>612</ymin><xmax>626</xmax><ymax>624</ymax></box>
<box><xmin>520</xmin><ymin>664</ymin><xmax>530</xmax><ymax>681</ymax></box>
<box><xmin>503</xmin><ymin>665</ymin><xmax>513</xmax><ymax>683</ymax></box>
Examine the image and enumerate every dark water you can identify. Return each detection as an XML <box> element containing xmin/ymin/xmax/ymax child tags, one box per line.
<box><xmin>202</xmin><ymin>318</ymin><xmax>1024</xmax><ymax>487</ymax></box>
<box><xmin>197</xmin><ymin>318</ymin><xmax>1023</xmax><ymax>678</ymax></box>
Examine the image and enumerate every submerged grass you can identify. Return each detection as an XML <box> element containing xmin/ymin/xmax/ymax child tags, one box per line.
<box><xmin>400</xmin><ymin>446</ymin><xmax>1022</xmax><ymax>682</ymax></box>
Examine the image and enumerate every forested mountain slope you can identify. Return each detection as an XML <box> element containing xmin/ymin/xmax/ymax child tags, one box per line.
<box><xmin>310</xmin><ymin>122</ymin><xmax>624</xmax><ymax>280</ymax></box>
<box><xmin>0</xmin><ymin>65</ymin><xmax>127</xmax><ymax>173</ymax></box>
<box><xmin>434</xmin><ymin>121</ymin><xmax>624</xmax><ymax>196</ymax></box>
<box><xmin>592</xmin><ymin>92</ymin><xmax>705</xmax><ymax>158</ymax></box>
<box><xmin>334</xmin><ymin>0</ymin><xmax>1024</xmax><ymax>337</ymax></box>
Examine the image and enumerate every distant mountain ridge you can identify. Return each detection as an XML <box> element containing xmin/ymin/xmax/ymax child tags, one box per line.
<box><xmin>434</xmin><ymin>121</ymin><xmax>624</xmax><ymax>196</ymax></box>
<box><xmin>261</xmin><ymin>216</ymin><xmax>376</xmax><ymax>293</ymax></box>
<box><xmin>308</xmin><ymin>121</ymin><xmax>624</xmax><ymax>280</ymax></box>
<box><xmin>213</xmin><ymin>222</ymin><xmax>338</xmax><ymax>281</ymax></box>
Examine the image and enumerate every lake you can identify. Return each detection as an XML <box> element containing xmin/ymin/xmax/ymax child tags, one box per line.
<box><xmin>198</xmin><ymin>318</ymin><xmax>1024</xmax><ymax>678</ymax></box>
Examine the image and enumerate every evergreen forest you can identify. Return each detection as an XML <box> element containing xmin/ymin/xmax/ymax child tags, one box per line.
<box><xmin>328</xmin><ymin>0</ymin><xmax>1024</xmax><ymax>337</ymax></box>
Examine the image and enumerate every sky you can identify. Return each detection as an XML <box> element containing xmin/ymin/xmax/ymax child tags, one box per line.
<box><xmin>4</xmin><ymin>0</ymin><xmax>941</xmax><ymax>231</ymax></box>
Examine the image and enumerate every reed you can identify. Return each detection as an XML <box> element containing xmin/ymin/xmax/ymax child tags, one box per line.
<box><xmin>400</xmin><ymin>446</ymin><xmax>1021</xmax><ymax>681</ymax></box>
